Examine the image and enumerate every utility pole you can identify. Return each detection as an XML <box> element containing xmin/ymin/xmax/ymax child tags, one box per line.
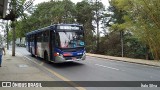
<box><xmin>6</xmin><ymin>21</ymin><xmax>9</xmax><ymax>50</ymax></box>
<box><xmin>11</xmin><ymin>0</ymin><xmax>17</xmax><ymax>56</ymax></box>
<box><xmin>12</xmin><ymin>20</ymin><xmax>16</xmax><ymax>56</ymax></box>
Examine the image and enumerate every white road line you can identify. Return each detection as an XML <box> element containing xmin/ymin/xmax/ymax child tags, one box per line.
<box><xmin>95</xmin><ymin>64</ymin><xmax>120</xmax><ymax>71</ymax></box>
<box><xmin>24</xmin><ymin>56</ymin><xmax>32</xmax><ymax>61</ymax></box>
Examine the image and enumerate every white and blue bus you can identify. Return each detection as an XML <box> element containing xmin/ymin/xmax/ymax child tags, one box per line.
<box><xmin>26</xmin><ymin>24</ymin><xmax>86</xmax><ymax>63</ymax></box>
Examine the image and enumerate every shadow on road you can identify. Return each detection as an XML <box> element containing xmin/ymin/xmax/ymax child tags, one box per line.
<box><xmin>28</xmin><ymin>55</ymin><xmax>85</xmax><ymax>68</ymax></box>
<box><xmin>50</xmin><ymin>62</ymin><xmax>85</xmax><ymax>68</ymax></box>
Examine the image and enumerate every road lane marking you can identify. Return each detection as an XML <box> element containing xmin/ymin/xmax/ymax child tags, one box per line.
<box><xmin>23</xmin><ymin>56</ymin><xmax>86</xmax><ymax>90</ymax></box>
<box><xmin>88</xmin><ymin>55</ymin><xmax>160</xmax><ymax>69</ymax></box>
<box><xmin>95</xmin><ymin>64</ymin><xmax>120</xmax><ymax>71</ymax></box>
<box><xmin>24</xmin><ymin>56</ymin><xmax>32</xmax><ymax>61</ymax></box>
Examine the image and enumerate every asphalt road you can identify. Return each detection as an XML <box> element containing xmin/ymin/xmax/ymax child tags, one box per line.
<box><xmin>13</xmin><ymin>47</ymin><xmax>160</xmax><ymax>90</ymax></box>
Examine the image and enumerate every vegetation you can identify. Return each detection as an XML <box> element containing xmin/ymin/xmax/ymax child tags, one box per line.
<box><xmin>9</xmin><ymin>0</ymin><xmax>160</xmax><ymax>60</ymax></box>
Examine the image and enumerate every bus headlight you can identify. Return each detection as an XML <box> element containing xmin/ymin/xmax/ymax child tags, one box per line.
<box><xmin>54</xmin><ymin>52</ymin><xmax>59</xmax><ymax>56</ymax></box>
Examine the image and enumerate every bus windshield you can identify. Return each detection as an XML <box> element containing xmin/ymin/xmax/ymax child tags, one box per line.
<box><xmin>56</xmin><ymin>31</ymin><xmax>85</xmax><ymax>48</ymax></box>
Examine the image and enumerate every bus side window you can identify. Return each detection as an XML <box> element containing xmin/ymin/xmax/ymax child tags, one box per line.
<box><xmin>40</xmin><ymin>33</ymin><xmax>42</xmax><ymax>42</ymax></box>
<box><xmin>37</xmin><ymin>33</ymin><xmax>41</xmax><ymax>42</ymax></box>
<box><xmin>52</xmin><ymin>31</ymin><xmax>56</xmax><ymax>46</ymax></box>
<box><xmin>43</xmin><ymin>31</ymin><xmax>49</xmax><ymax>42</ymax></box>
<box><xmin>31</xmin><ymin>35</ymin><xmax>33</xmax><ymax>42</ymax></box>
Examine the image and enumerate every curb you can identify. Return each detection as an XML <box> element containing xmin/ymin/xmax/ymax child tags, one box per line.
<box><xmin>86</xmin><ymin>53</ymin><xmax>160</xmax><ymax>67</ymax></box>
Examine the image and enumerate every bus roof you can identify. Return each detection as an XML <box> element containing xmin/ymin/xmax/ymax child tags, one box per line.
<box><xmin>26</xmin><ymin>24</ymin><xmax>83</xmax><ymax>36</ymax></box>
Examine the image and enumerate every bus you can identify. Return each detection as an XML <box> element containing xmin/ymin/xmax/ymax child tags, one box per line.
<box><xmin>26</xmin><ymin>24</ymin><xmax>86</xmax><ymax>63</ymax></box>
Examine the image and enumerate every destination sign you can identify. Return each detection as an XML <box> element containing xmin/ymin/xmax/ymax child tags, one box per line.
<box><xmin>57</xmin><ymin>25</ymin><xmax>80</xmax><ymax>30</ymax></box>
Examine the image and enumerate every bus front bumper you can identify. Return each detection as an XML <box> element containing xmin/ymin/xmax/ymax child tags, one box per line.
<box><xmin>54</xmin><ymin>54</ymin><xmax>86</xmax><ymax>63</ymax></box>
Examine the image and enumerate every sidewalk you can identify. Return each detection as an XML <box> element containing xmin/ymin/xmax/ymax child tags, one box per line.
<box><xmin>86</xmin><ymin>53</ymin><xmax>160</xmax><ymax>67</ymax></box>
<box><xmin>0</xmin><ymin>50</ymin><xmax>69</xmax><ymax>90</ymax></box>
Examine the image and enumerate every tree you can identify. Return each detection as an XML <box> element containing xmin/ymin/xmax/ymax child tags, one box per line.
<box><xmin>76</xmin><ymin>0</ymin><xmax>95</xmax><ymax>52</ymax></box>
<box><xmin>62</xmin><ymin>0</ymin><xmax>76</xmax><ymax>23</ymax></box>
<box><xmin>14</xmin><ymin>0</ymin><xmax>77</xmax><ymax>40</ymax></box>
<box><xmin>8</xmin><ymin>0</ymin><xmax>26</xmax><ymax>56</ymax></box>
<box><xmin>107</xmin><ymin>0</ymin><xmax>160</xmax><ymax>60</ymax></box>
<box><xmin>115</xmin><ymin>0</ymin><xmax>160</xmax><ymax>60</ymax></box>
<box><xmin>107</xmin><ymin>0</ymin><xmax>126</xmax><ymax>57</ymax></box>
<box><xmin>91</xmin><ymin>0</ymin><xmax>105</xmax><ymax>53</ymax></box>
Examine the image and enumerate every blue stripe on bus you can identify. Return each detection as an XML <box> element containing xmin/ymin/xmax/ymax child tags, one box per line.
<box><xmin>54</xmin><ymin>48</ymin><xmax>84</xmax><ymax>56</ymax></box>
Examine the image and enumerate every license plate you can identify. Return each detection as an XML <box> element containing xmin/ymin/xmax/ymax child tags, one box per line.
<box><xmin>72</xmin><ymin>57</ymin><xmax>76</xmax><ymax>60</ymax></box>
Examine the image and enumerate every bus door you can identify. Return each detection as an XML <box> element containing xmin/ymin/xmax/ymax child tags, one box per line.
<box><xmin>34</xmin><ymin>34</ymin><xmax>37</xmax><ymax>55</ymax></box>
<box><xmin>49</xmin><ymin>31</ymin><xmax>54</xmax><ymax>61</ymax></box>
